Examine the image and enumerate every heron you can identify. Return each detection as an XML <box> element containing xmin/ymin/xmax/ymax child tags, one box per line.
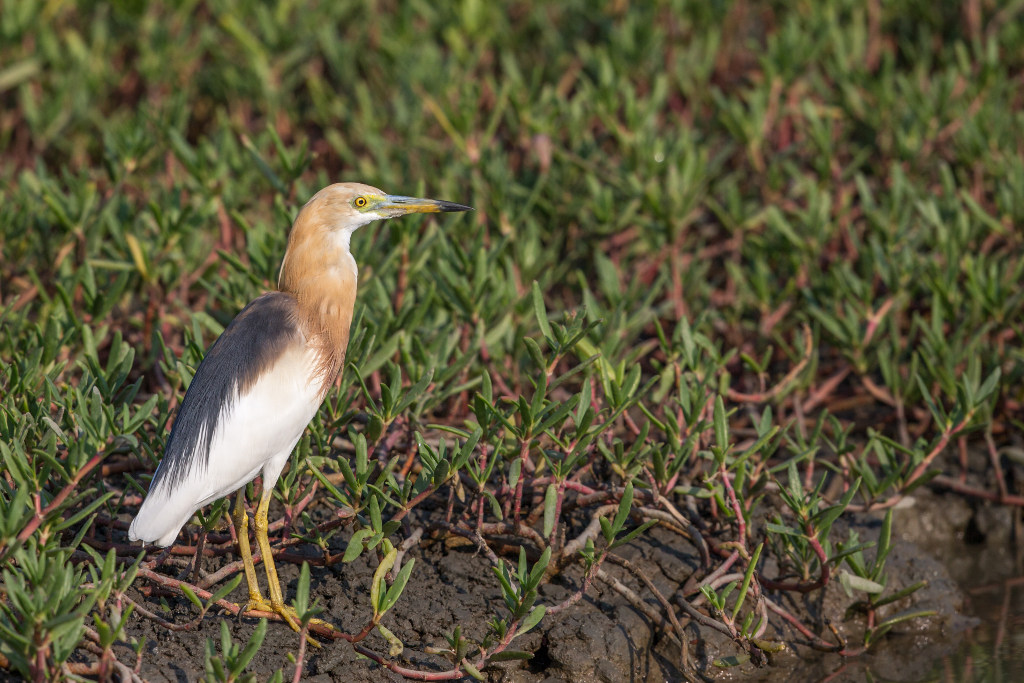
<box><xmin>129</xmin><ymin>182</ymin><xmax>472</xmax><ymax>638</ymax></box>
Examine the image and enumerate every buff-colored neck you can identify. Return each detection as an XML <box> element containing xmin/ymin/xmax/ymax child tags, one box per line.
<box><xmin>278</xmin><ymin>201</ymin><xmax>358</xmax><ymax>398</ymax></box>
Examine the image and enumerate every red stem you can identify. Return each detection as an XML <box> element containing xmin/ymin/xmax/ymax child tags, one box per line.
<box><xmin>905</xmin><ymin>414</ymin><xmax>972</xmax><ymax>485</ymax></box>
<box><xmin>1</xmin><ymin>452</ymin><xmax>105</xmax><ymax>563</ymax></box>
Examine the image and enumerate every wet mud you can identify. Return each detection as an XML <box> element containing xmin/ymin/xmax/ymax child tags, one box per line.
<box><xmin>111</xmin><ymin>487</ymin><xmax>1024</xmax><ymax>682</ymax></box>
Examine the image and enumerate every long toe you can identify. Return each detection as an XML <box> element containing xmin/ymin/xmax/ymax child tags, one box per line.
<box><xmin>241</xmin><ymin>599</ymin><xmax>336</xmax><ymax>646</ymax></box>
<box><xmin>274</xmin><ymin>603</ymin><xmax>331</xmax><ymax>648</ymax></box>
<box><xmin>242</xmin><ymin>597</ymin><xmax>275</xmax><ymax>615</ymax></box>
<box><xmin>306</xmin><ymin>616</ymin><xmax>340</xmax><ymax>633</ymax></box>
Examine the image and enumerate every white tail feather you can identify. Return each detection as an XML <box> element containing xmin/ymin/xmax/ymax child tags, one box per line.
<box><xmin>128</xmin><ymin>482</ymin><xmax>201</xmax><ymax>547</ymax></box>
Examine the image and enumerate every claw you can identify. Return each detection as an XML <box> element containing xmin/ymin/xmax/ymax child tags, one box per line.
<box><xmin>241</xmin><ymin>599</ymin><xmax>337</xmax><ymax>648</ymax></box>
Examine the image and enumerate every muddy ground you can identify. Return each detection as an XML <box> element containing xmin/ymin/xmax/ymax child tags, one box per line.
<box><xmin>98</xmin><ymin>487</ymin><xmax>1024</xmax><ymax>683</ymax></box>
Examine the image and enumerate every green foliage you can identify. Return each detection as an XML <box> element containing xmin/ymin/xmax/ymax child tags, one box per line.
<box><xmin>1</xmin><ymin>0</ymin><xmax>1021</xmax><ymax>677</ymax></box>
<box><xmin>290</xmin><ymin>562</ymin><xmax>323</xmax><ymax>632</ymax></box>
<box><xmin>491</xmin><ymin>547</ymin><xmax>550</xmax><ymax>641</ymax></box>
<box><xmin>0</xmin><ymin>543</ymin><xmax>96</xmax><ymax>680</ymax></box>
<box><xmin>203</xmin><ymin>619</ymin><xmax>282</xmax><ymax>683</ymax></box>
<box><xmin>838</xmin><ymin>509</ymin><xmax>935</xmax><ymax>646</ymax></box>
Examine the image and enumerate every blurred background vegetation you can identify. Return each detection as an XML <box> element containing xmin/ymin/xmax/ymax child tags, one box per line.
<box><xmin>2</xmin><ymin>0</ymin><xmax>1023</xmax><ymax>679</ymax></box>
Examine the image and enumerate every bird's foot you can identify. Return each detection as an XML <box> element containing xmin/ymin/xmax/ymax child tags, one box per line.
<box><xmin>241</xmin><ymin>598</ymin><xmax>338</xmax><ymax>647</ymax></box>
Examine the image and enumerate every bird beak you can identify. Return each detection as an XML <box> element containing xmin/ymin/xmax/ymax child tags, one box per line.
<box><xmin>379</xmin><ymin>195</ymin><xmax>474</xmax><ymax>217</ymax></box>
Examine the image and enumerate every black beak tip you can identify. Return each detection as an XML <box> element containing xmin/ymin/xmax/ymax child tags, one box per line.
<box><xmin>439</xmin><ymin>200</ymin><xmax>474</xmax><ymax>213</ymax></box>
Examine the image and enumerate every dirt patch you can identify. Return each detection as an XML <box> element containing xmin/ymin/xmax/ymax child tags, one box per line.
<box><xmin>117</xmin><ymin>493</ymin><xmax>979</xmax><ymax>682</ymax></box>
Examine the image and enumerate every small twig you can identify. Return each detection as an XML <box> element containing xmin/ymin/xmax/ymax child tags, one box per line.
<box><xmin>559</xmin><ymin>504</ymin><xmax>617</xmax><ymax>563</ymax></box>
<box><xmin>698</xmin><ymin>551</ymin><xmax>740</xmax><ymax>591</ymax></box>
<box><xmin>1</xmin><ymin>452</ymin><xmax>105</xmax><ymax>564</ymax></box>
<box><xmin>985</xmin><ymin>428</ymin><xmax>1009</xmax><ymax>501</ymax></box>
<box><xmin>762</xmin><ymin>596</ymin><xmax>866</xmax><ymax>656</ymax></box>
<box><xmin>675</xmin><ymin>592</ymin><xmax>735</xmax><ymax>638</ymax></box>
<box><xmin>905</xmin><ymin>413</ymin><xmax>973</xmax><ymax>486</ymax></box>
<box><xmin>137</xmin><ymin>567</ymin><xmax>240</xmax><ymax>615</ymax></box>
<box><xmin>719</xmin><ymin>461</ymin><xmax>747</xmax><ymax>547</ymax></box>
<box><xmin>931</xmin><ymin>475</ymin><xmax>1024</xmax><ymax>507</ymax></box>
<box><xmin>292</xmin><ymin>623</ymin><xmax>310</xmax><ymax>683</ymax></box>
<box><xmin>801</xmin><ymin>366</ymin><xmax>851</xmax><ymax>413</ymax></box>
<box><xmin>512</xmin><ymin>438</ymin><xmax>531</xmax><ymax>531</ymax></box>
<box><xmin>124</xmin><ymin>593</ymin><xmax>206</xmax><ymax>632</ymax></box>
<box><xmin>604</xmin><ymin>554</ymin><xmax>686</xmax><ymax>664</ymax></box>
<box><xmin>642</xmin><ymin>502</ymin><xmax>711</xmax><ymax>568</ymax></box>
<box><xmin>393</xmin><ymin>527</ymin><xmax>424</xmax><ymax>574</ymax></box>
<box><xmin>596</xmin><ymin>567</ymin><xmax>671</xmax><ymax>630</ymax></box>
<box><xmin>690</xmin><ymin>572</ymin><xmax>746</xmax><ymax>601</ymax></box>
<box><xmin>547</xmin><ymin>556</ymin><xmax>602</xmax><ymax>616</ymax></box>
<box><xmin>351</xmin><ymin>644</ymin><xmax>461</xmax><ymax>680</ymax></box>
<box><xmin>431</xmin><ymin>520</ymin><xmax>502</xmax><ymax>567</ymax></box>
<box><xmin>190</xmin><ymin>528</ymin><xmax>207</xmax><ymax>584</ymax></box>
<box><xmin>728</xmin><ymin>325</ymin><xmax>812</xmax><ymax>403</ymax></box>
<box><xmin>478</xmin><ymin>520</ymin><xmax>546</xmax><ymax>550</ymax></box>
<box><xmin>284</xmin><ymin>478</ymin><xmax>320</xmax><ymax>537</ymax></box>
<box><xmin>759</xmin><ymin>523</ymin><xmax>830</xmax><ymax>593</ymax></box>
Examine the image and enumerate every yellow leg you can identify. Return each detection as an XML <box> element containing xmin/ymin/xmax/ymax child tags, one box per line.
<box><xmin>232</xmin><ymin>489</ymin><xmax>265</xmax><ymax>607</ymax></box>
<box><xmin>234</xmin><ymin>485</ymin><xmax>337</xmax><ymax>646</ymax></box>
<box><xmin>252</xmin><ymin>486</ymin><xmax>293</xmax><ymax>622</ymax></box>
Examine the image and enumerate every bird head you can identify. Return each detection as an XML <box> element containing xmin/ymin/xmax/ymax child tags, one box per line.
<box><xmin>279</xmin><ymin>182</ymin><xmax>473</xmax><ymax>293</ymax></box>
<box><xmin>305</xmin><ymin>182</ymin><xmax>473</xmax><ymax>233</ymax></box>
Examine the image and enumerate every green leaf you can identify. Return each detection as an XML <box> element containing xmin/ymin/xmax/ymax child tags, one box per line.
<box><xmin>369</xmin><ymin>495</ymin><xmax>383</xmax><ymax>531</ymax></box>
<box><xmin>372</xmin><ymin>546</ymin><xmax>398</xmax><ymax>617</ymax></box>
<box><xmin>527</xmin><ymin>547</ymin><xmax>552</xmax><ymax>589</ymax></box>
<box><xmin>713</xmin><ymin>395</ymin><xmax>728</xmax><ymax>454</ymax></box>
<box><xmin>524</xmin><ymin>336</ymin><xmax>546</xmax><ymax>371</ymax></box>
<box><xmin>209</xmin><ymin>573</ymin><xmax>244</xmax><ymax>605</ymax></box>
<box><xmin>294</xmin><ymin>562</ymin><xmax>311</xmax><ymax>614</ymax></box>
<box><xmin>872</xmin><ymin>508</ymin><xmax>893</xmax><ymax>580</ymax></box>
<box><xmin>508</xmin><ymin>458</ymin><xmax>522</xmax><ymax>489</ymax></box>
<box><xmin>839</xmin><ymin>570</ymin><xmax>885</xmax><ymax>595</ymax></box>
<box><xmin>179</xmin><ymin>584</ymin><xmax>203</xmax><ymax>610</ymax></box>
<box><xmin>542</xmin><ymin>483</ymin><xmax>558</xmax><ymax>538</ymax></box>
<box><xmin>397</xmin><ymin>368</ymin><xmax>435</xmax><ymax>414</ymax></box>
<box><xmin>532</xmin><ymin>281</ymin><xmax>552</xmax><ymax>339</ymax></box>
<box><xmin>308</xmin><ymin>461</ymin><xmax>351</xmax><ymax>504</ymax></box>
<box><xmin>377</xmin><ymin>623</ymin><xmax>404</xmax><ymax>657</ymax></box>
<box><xmin>612</xmin><ymin>482</ymin><xmax>634</xmax><ymax>535</ymax></box>
<box><xmin>517</xmin><ymin>604</ymin><xmax>546</xmax><ymax>636</ymax></box>
<box><xmin>432</xmin><ymin>459</ymin><xmax>450</xmax><ymax>487</ymax></box>
<box><xmin>713</xmin><ymin>654</ymin><xmax>750</xmax><ymax>668</ymax></box>
<box><xmin>344</xmin><ymin>528</ymin><xmax>373</xmax><ymax>562</ymax></box>
<box><xmin>233</xmin><ymin>618</ymin><xmax>267</xmax><ymax>675</ymax></box>
<box><xmin>914</xmin><ymin>375</ymin><xmax>946</xmax><ymax>426</ymax></box>
<box><xmin>608</xmin><ymin>519</ymin><xmax>657</xmax><ymax>550</ymax></box>
<box><xmin>765</xmin><ymin>522</ymin><xmax>802</xmax><ymax>537</ymax></box>
<box><xmin>380</xmin><ymin>558</ymin><xmax>416</xmax><ymax>615</ymax></box>
<box><xmin>731</xmin><ymin>542</ymin><xmax>763</xmax><ymax>622</ymax></box>
<box><xmin>493</xmin><ymin>565</ymin><xmax>515</xmax><ymax>604</ymax></box>
<box><xmin>810</xmin><ymin>477</ymin><xmax>860</xmax><ymax>534</ymax></box>
<box><xmin>976</xmin><ymin>367</ymin><xmax>1001</xmax><ymax>403</ymax></box>
<box><xmin>52</xmin><ymin>491</ymin><xmax>115</xmax><ymax>532</ymax></box>
<box><xmin>462</xmin><ymin>660</ymin><xmax>485</xmax><ymax>680</ymax></box>
<box><xmin>484</xmin><ymin>491</ymin><xmax>503</xmax><ymax>519</ymax></box>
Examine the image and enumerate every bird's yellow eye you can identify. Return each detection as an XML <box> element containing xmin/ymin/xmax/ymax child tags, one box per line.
<box><xmin>354</xmin><ymin>196</ymin><xmax>368</xmax><ymax>208</ymax></box>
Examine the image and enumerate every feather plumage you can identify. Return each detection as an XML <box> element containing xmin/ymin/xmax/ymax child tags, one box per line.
<box><xmin>129</xmin><ymin>182</ymin><xmax>470</xmax><ymax>559</ymax></box>
<box><xmin>129</xmin><ymin>293</ymin><xmax>321</xmax><ymax>546</ymax></box>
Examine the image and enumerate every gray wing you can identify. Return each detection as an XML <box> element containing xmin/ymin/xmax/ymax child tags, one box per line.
<box><xmin>149</xmin><ymin>291</ymin><xmax>302</xmax><ymax>494</ymax></box>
